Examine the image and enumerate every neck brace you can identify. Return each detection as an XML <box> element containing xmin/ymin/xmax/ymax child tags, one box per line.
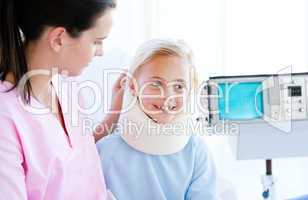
<box><xmin>119</xmin><ymin>90</ymin><xmax>192</xmax><ymax>155</ymax></box>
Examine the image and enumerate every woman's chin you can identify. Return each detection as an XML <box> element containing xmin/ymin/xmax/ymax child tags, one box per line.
<box><xmin>67</xmin><ymin>67</ymin><xmax>87</xmax><ymax>77</ymax></box>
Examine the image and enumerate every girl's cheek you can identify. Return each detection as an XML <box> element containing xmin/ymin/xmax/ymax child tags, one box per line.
<box><xmin>140</xmin><ymin>98</ymin><xmax>154</xmax><ymax>108</ymax></box>
<box><xmin>139</xmin><ymin>88</ymin><xmax>165</xmax><ymax>110</ymax></box>
<box><xmin>140</xmin><ymin>88</ymin><xmax>161</xmax><ymax>99</ymax></box>
<box><xmin>175</xmin><ymin>97</ymin><xmax>184</xmax><ymax>110</ymax></box>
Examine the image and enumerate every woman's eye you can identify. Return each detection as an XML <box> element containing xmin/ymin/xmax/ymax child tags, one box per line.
<box><xmin>94</xmin><ymin>41</ymin><xmax>102</xmax><ymax>45</ymax></box>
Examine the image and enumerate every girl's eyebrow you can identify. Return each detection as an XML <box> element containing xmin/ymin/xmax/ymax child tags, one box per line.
<box><xmin>150</xmin><ymin>76</ymin><xmax>186</xmax><ymax>83</ymax></box>
<box><xmin>173</xmin><ymin>79</ymin><xmax>185</xmax><ymax>83</ymax></box>
<box><xmin>150</xmin><ymin>76</ymin><xmax>164</xmax><ymax>80</ymax></box>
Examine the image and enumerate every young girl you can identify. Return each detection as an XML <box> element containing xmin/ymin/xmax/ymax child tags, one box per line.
<box><xmin>97</xmin><ymin>39</ymin><xmax>217</xmax><ymax>199</ymax></box>
<box><xmin>0</xmin><ymin>0</ymin><xmax>124</xmax><ymax>199</ymax></box>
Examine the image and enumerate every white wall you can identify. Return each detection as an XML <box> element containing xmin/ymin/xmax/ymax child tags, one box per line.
<box><xmin>225</xmin><ymin>0</ymin><xmax>308</xmax><ymax>75</ymax></box>
<box><xmin>152</xmin><ymin>0</ymin><xmax>226</xmax><ymax>78</ymax></box>
<box><xmin>223</xmin><ymin>1</ymin><xmax>308</xmax><ymax>199</ymax></box>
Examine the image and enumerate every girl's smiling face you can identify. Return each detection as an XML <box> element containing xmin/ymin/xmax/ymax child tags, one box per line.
<box><xmin>130</xmin><ymin>55</ymin><xmax>191</xmax><ymax>124</ymax></box>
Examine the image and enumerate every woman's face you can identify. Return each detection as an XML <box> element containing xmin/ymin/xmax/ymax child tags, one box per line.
<box><xmin>132</xmin><ymin>55</ymin><xmax>191</xmax><ymax>124</ymax></box>
<box><xmin>59</xmin><ymin>9</ymin><xmax>114</xmax><ymax>76</ymax></box>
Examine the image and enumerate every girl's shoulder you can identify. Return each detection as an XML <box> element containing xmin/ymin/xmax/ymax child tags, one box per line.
<box><xmin>96</xmin><ymin>130</ymin><xmax>126</xmax><ymax>153</ymax></box>
<box><xmin>184</xmin><ymin>136</ymin><xmax>213</xmax><ymax>162</ymax></box>
<box><xmin>188</xmin><ymin>136</ymin><xmax>210</xmax><ymax>151</ymax></box>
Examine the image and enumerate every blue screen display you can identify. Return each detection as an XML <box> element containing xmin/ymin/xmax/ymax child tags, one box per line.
<box><xmin>218</xmin><ymin>82</ymin><xmax>264</xmax><ymax>120</ymax></box>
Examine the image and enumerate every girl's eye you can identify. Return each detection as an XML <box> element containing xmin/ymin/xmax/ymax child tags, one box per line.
<box><xmin>150</xmin><ymin>80</ymin><xmax>162</xmax><ymax>87</ymax></box>
<box><xmin>174</xmin><ymin>83</ymin><xmax>186</xmax><ymax>92</ymax></box>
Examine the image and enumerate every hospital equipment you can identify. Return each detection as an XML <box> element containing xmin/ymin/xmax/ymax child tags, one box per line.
<box><xmin>201</xmin><ymin>72</ymin><xmax>308</xmax><ymax>200</ymax></box>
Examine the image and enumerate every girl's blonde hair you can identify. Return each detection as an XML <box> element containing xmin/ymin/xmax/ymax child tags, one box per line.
<box><xmin>129</xmin><ymin>39</ymin><xmax>198</xmax><ymax>88</ymax></box>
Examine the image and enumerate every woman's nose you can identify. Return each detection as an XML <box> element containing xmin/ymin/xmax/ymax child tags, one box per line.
<box><xmin>95</xmin><ymin>46</ymin><xmax>104</xmax><ymax>57</ymax></box>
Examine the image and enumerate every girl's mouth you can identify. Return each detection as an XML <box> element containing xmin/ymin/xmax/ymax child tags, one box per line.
<box><xmin>153</xmin><ymin>104</ymin><xmax>176</xmax><ymax>113</ymax></box>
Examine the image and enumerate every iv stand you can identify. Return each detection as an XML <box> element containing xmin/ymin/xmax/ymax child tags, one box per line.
<box><xmin>262</xmin><ymin>160</ymin><xmax>277</xmax><ymax>200</ymax></box>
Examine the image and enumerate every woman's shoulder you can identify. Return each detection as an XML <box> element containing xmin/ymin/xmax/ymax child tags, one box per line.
<box><xmin>0</xmin><ymin>81</ymin><xmax>20</xmax><ymax>116</ymax></box>
<box><xmin>0</xmin><ymin>83</ymin><xmax>22</xmax><ymax>142</ymax></box>
<box><xmin>0</xmin><ymin>81</ymin><xmax>41</xmax><ymax>128</ymax></box>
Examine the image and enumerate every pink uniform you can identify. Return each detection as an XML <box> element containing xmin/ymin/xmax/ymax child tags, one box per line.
<box><xmin>0</xmin><ymin>79</ymin><xmax>112</xmax><ymax>200</ymax></box>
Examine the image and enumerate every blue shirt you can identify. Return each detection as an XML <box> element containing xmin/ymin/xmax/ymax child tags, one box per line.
<box><xmin>97</xmin><ymin>130</ymin><xmax>217</xmax><ymax>200</ymax></box>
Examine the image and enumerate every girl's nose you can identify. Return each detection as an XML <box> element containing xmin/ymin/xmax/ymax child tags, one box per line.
<box><xmin>163</xmin><ymin>96</ymin><xmax>177</xmax><ymax>112</ymax></box>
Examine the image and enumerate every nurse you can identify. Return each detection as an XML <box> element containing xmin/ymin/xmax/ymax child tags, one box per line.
<box><xmin>97</xmin><ymin>39</ymin><xmax>217</xmax><ymax>199</ymax></box>
<box><xmin>0</xmin><ymin>0</ymin><xmax>123</xmax><ymax>199</ymax></box>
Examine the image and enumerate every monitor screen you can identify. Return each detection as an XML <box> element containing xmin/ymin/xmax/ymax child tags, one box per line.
<box><xmin>218</xmin><ymin>82</ymin><xmax>264</xmax><ymax>120</ymax></box>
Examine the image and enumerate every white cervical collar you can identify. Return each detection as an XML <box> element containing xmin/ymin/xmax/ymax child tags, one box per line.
<box><xmin>119</xmin><ymin>90</ymin><xmax>192</xmax><ymax>155</ymax></box>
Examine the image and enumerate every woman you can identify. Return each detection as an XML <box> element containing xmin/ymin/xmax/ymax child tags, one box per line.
<box><xmin>0</xmin><ymin>0</ymin><xmax>123</xmax><ymax>199</ymax></box>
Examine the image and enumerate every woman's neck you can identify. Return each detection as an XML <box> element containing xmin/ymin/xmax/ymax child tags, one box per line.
<box><xmin>4</xmin><ymin>72</ymin><xmax>15</xmax><ymax>84</ymax></box>
<box><xmin>26</xmin><ymin>42</ymin><xmax>57</xmax><ymax>108</ymax></box>
<box><xmin>4</xmin><ymin>70</ymin><xmax>54</xmax><ymax>109</ymax></box>
<box><xmin>3</xmin><ymin>39</ymin><xmax>60</xmax><ymax>110</ymax></box>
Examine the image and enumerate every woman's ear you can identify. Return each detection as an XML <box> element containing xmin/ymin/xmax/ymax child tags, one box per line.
<box><xmin>48</xmin><ymin>27</ymin><xmax>67</xmax><ymax>53</ymax></box>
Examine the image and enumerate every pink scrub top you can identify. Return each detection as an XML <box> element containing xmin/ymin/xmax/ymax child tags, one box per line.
<box><xmin>0</xmin><ymin>78</ymin><xmax>113</xmax><ymax>200</ymax></box>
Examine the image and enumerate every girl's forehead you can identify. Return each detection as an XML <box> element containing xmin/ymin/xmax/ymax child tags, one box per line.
<box><xmin>135</xmin><ymin>55</ymin><xmax>191</xmax><ymax>82</ymax></box>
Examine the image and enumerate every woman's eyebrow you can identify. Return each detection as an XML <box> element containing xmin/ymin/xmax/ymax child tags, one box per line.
<box><xmin>96</xmin><ymin>36</ymin><xmax>108</xmax><ymax>40</ymax></box>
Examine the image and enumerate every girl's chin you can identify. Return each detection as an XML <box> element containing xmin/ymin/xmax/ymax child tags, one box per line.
<box><xmin>148</xmin><ymin>114</ymin><xmax>175</xmax><ymax>124</ymax></box>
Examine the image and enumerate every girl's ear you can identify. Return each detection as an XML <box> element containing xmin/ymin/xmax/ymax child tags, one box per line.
<box><xmin>128</xmin><ymin>78</ymin><xmax>138</xmax><ymax>96</ymax></box>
